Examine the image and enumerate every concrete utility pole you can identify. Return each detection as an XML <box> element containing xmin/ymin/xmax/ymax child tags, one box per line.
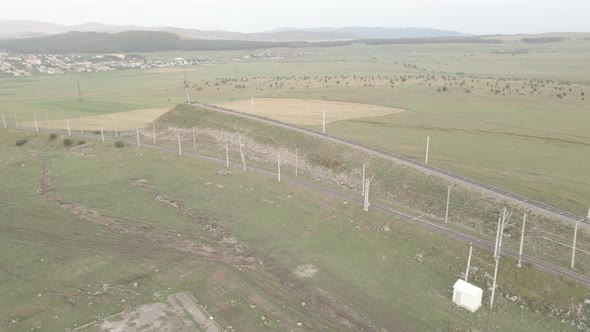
<box><xmin>79</xmin><ymin>114</ymin><xmax>83</xmax><ymax>133</ymax></box>
<box><xmin>1</xmin><ymin>113</ymin><xmax>6</xmax><ymax>129</ymax></box>
<box><xmin>425</xmin><ymin>136</ymin><xmax>430</xmax><ymax>164</ymax></box>
<box><xmin>361</xmin><ymin>163</ymin><xmax>366</xmax><ymax>197</ymax></box>
<box><xmin>177</xmin><ymin>134</ymin><xmax>182</xmax><ymax>156</ymax></box>
<box><xmin>192</xmin><ymin>129</ymin><xmax>196</xmax><ymax>151</ymax></box>
<box><xmin>494</xmin><ymin>214</ymin><xmax>502</xmax><ymax>258</ymax></box>
<box><xmin>114</xmin><ymin>120</ymin><xmax>118</xmax><ymax>137</ymax></box>
<box><xmin>572</xmin><ymin>220</ymin><xmax>579</xmax><ymax>269</ymax></box>
<box><xmin>444</xmin><ymin>185</ymin><xmax>451</xmax><ymax>223</ymax></box>
<box><xmin>136</xmin><ymin>128</ymin><xmax>140</xmax><ymax>147</ymax></box>
<box><xmin>517</xmin><ymin>213</ymin><xmax>527</xmax><ymax>268</ymax></box>
<box><xmin>100</xmin><ymin>124</ymin><xmax>105</xmax><ymax>142</ymax></box>
<box><xmin>34</xmin><ymin>116</ymin><xmax>39</xmax><ymax>133</ymax></box>
<box><xmin>77</xmin><ymin>80</ymin><xmax>83</xmax><ymax>102</ymax></box>
<box><xmin>465</xmin><ymin>243</ymin><xmax>473</xmax><ymax>282</ymax></box>
<box><xmin>185</xmin><ymin>87</ymin><xmax>191</xmax><ymax>105</ymax></box>
<box><xmin>363</xmin><ymin>178</ymin><xmax>371</xmax><ymax>212</ymax></box>
<box><xmin>277</xmin><ymin>153</ymin><xmax>281</xmax><ymax>182</ymax></box>
<box><xmin>46</xmin><ymin>112</ymin><xmax>50</xmax><ymax>130</ymax></box>
<box><xmin>66</xmin><ymin>119</ymin><xmax>71</xmax><ymax>137</ymax></box>
<box><xmin>490</xmin><ymin>257</ymin><xmax>499</xmax><ymax>309</ymax></box>
<box><xmin>14</xmin><ymin>112</ymin><xmax>18</xmax><ymax>128</ymax></box>
<box><xmin>251</xmin><ymin>96</ymin><xmax>254</xmax><ymax>115</ymax></box>
<box><xmin>225</xmin><ymin>143</ymin><xmax>229</xmax><ymax>168</ymax></box>
<box><xmin>498</xmin><ymin>208</ymin><xmax>506</xmax><ymax>256</ymax></box>
<box><xmin>152</xmin><ymin>122</ymin><xmax>156</xmax><ymax>144</ymax></box>
<box><xmin>238</xmin><ymin>135</ymin><xmax>246</xmax><ymax>171</ymax></box>
<box><xmin>322</xmin><ymin>109</ymin><xmax>326</xmax><ymax>134</ymax></box>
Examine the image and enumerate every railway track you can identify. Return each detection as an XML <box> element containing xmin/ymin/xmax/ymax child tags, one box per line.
<box><xmin>192</xmin><ymin>102</ymin><xmax>590</xmax><ymax>226</ymax></box>
<box><xmin>7</xmin><ymin>125</ymin><xmax>590</xmax><ymax>286</ymax></box>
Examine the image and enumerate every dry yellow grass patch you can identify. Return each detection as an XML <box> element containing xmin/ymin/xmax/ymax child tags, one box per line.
<box><xmin>215</xmin><ymin>98</ymin><xmax>405</xmax><ymax>125</ymax></box>
<box><xmin>24</xmin><ymin>108</ymin><xmax>171</xmax><ymax>131</ymax></box>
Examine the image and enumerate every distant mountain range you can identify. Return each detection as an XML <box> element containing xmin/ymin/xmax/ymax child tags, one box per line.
<box><xmin>0</xmin><ymin>19</ymin><xmax>470</xmax><ymax>41</ymax></box>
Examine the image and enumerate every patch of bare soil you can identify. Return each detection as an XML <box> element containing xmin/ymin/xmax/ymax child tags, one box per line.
<box><xmin>83</xmin><ymin>292</ymin><xmax>221</xmax><ymax>332</ymax></box>
<box><xmin>294</xmin><ymin>264</ymin><xmax>318</xmax><ymax>278</ymax></box>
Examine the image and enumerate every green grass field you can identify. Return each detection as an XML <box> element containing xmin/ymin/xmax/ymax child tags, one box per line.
<box><xmin>1</xmin><ymin>40</ymin><xmax>589</xmax><ymax>216</ymax></box>
<box><xmin>1</xmin><ymin>128</ymin><xmax>588</xmax><ymax>331</ymax></box>
<box><xmin>1</xmin><ymin>38</ymin><xmax>590</xmax><ymax>330</ymax></box>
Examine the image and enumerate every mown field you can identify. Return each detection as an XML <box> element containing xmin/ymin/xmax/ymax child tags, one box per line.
<box><xmin>0</xmin><ymin>125</ymin><xmax>588</xmax><ymax>331</ymax></box>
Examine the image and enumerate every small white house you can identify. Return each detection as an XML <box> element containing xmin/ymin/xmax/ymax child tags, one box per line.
<box><xmin>452</xmin><ymin>279</ymin><xmax>483</xmax><ymax>312</ymax></box>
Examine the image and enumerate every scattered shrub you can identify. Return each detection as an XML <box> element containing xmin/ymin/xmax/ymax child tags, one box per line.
<box><xmin>15</xmin><ymin>139</ymin><xmax>27</xmax><ymax>146</ymax></box>
<box><xmin>77</xmin><ymin>140</ymin><xmax>86</xmax><ymax>145</ymax></box>
<box><xmin>49</xmin><ymin>133</ymin><xmax>58</xmax><ymax>140</ymax></box>
<box><xmin>92</xmin><ymin>130</ymin><xmax>101</xmax><ymax>135</ymax></box>
<box><xmin>63</xmin><ymin>138</ymin><xmax>73</xmax><ymax>147</ymax></box>
<box><xmin>114</xmin><ymin>140</ymin><xmax>125</xmax><ymax>148</ymax></box>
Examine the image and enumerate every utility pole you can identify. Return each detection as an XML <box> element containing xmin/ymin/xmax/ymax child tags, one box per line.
<box><xmin>571</xmin><ymin>220</ymin><xmax>579</xmax><ymax>269</ymax></box>
<box><xmin>14</xmin><ymin>112</ymin><xmax>18</xmax><ymax>128</ymax></box>
<box><xmin>238</xmin><ymin>135</ymin><xmax>246</xmax><ymax>171</ymax></box>
<box><xmin>425</xmin><ymin>136</ymin><xmax>430</xmax><ymax>164</ymax></box>
<box><xmin>498</xmin><ymin>207</ymin><xmax>512</xmax><ymax>256</ymax></box>
<box><xmin>1</xmin><ymin>113</ymin><xmax>6</xmax><ymax>130</ymax></box>
<box><xmin>136</xmin><ymin>128</ymin><xmax>140</xmax><ymax>147</ymax></box>
<box><xmin>444</xmin><ymin>185</ymin><xmax>451</xmax><ymax>223</ymax></box>
<box><xmin>152</xmin><ymin>122</ymin><xmax>156</xmax><ymax>144</ymax></box>
<box><xmin>490</xmin><ymin>257</ymin><xmax>499</xmax><ymax>309</ymax></box>
<box><xmin>517</xmin><ymin>213</ymin><xmax>527</xmax><ymax>268</ymax></box>
<box><xmin>498</xmin><ymin>208</ymin><xmax>506</xmax><ymax>256</ymax></box>
<box><xmin>225</xmin><ymin>143</ymin><xmax>229</xmax><ymax>168</ymax></box>
<box><xmin>34</xmin><ymin>116</ymin><xmax>39</xmax><ymax>133</ymax></box>
<box><xmin>183</xmin><ymin>70</ymin><xmax>191</xmax><ymax>105</ymax></box>
<box><xmin>66</xmin><ymin>119</ymin><xmax>71</xmax><ymax>136</ymax></box>
<box><xmin>100</xmin><ymin>124</ymin><xmax>105</xmax><ymax>142</ymax></box>
<box><xmin>46</xmin><ymin>112</ymin><xmax>50</xmax><ymax>130</ymax></box>
<box><xmin>185</xmin><ymin>86</ymin><xmax>191</xmax><ymax>105</ymax></box>
<box><xmin>322</xmin><ymin>109</ymin><xmax>326</xmax><ymax>134</ymax></box>
<box><xmin>363</xmin><ymin>178</ymin><xmax>371</xmax><ymax>212</ymax></box>
<box><xmin>177</xmin><ymin>134</ymin><xmax>182</xmax><ymax>156</ymax></box>
<box><xmin>277</xmin><ymin>153</ymin><xmax>281</xmax><ymax>182</ymax></box>
<box><xmin>114</xmin><ymin>120</ymin><xmax>118</xmax><ymax>137</ymax></box>
<box><xmin>465</xmin><ymin>243</ymin><xmax>473</xmax><ymax>282</ymax></box>
<box><xmin>192</xmin><ymin>129</ymin><xmax>196</xmax><ymax>151</ymax></box>
<box><xmin>251</xmin><ymin>96</ymin><xmax>254</xmax><ymax>115</ymax></box>
<box><xmin>494</xmin><ymin>214</ymin><xmax>501</xmax><ymax>257</ymax></box>
<box><xmin>77</xmin><ymin>80</ymin><xmax>83</xmax><ymax>102</ymax></box>
<box><xmin>79</xmin><ymin>114</ymin><xmax>83</xmax><ymax>133</ymax></box>
<box><xmin>361</xmin><ymin>163</ymin><xmax>366</xmax><ymax>197</ymax></box>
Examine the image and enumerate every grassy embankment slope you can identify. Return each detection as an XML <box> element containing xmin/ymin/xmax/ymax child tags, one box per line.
<box><xmin>1</xmin><ymin>105</ymin><xmax>589</xmax><ymax>330</ymax></box>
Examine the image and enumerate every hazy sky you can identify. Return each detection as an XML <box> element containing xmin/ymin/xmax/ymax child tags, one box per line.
<box><xmin>2</xmin><ymin>0</ymin><xmax>590</xmax><ymax>34</ymax></box>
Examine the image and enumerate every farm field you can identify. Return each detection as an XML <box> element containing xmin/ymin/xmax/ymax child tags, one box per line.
<box><xmin>1</xmin><ymin>40</ymin><xmax>589</xmax><ymax>216</ymax></box>
<box><xmin>215</xmin><ymin>98</ymin><xmax>405</xmax><ymax>125</ymax></box>
<box><xmin>0</xmin><ymin>124</ymin><xmax>587</xmax><ymax>331</ymax></box>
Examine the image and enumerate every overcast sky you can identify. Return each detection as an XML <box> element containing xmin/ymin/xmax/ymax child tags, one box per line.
<box><xmin>2</xmin><ymin>0</ymin><xmax>589</xmax><ymax>34</ymax></box>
